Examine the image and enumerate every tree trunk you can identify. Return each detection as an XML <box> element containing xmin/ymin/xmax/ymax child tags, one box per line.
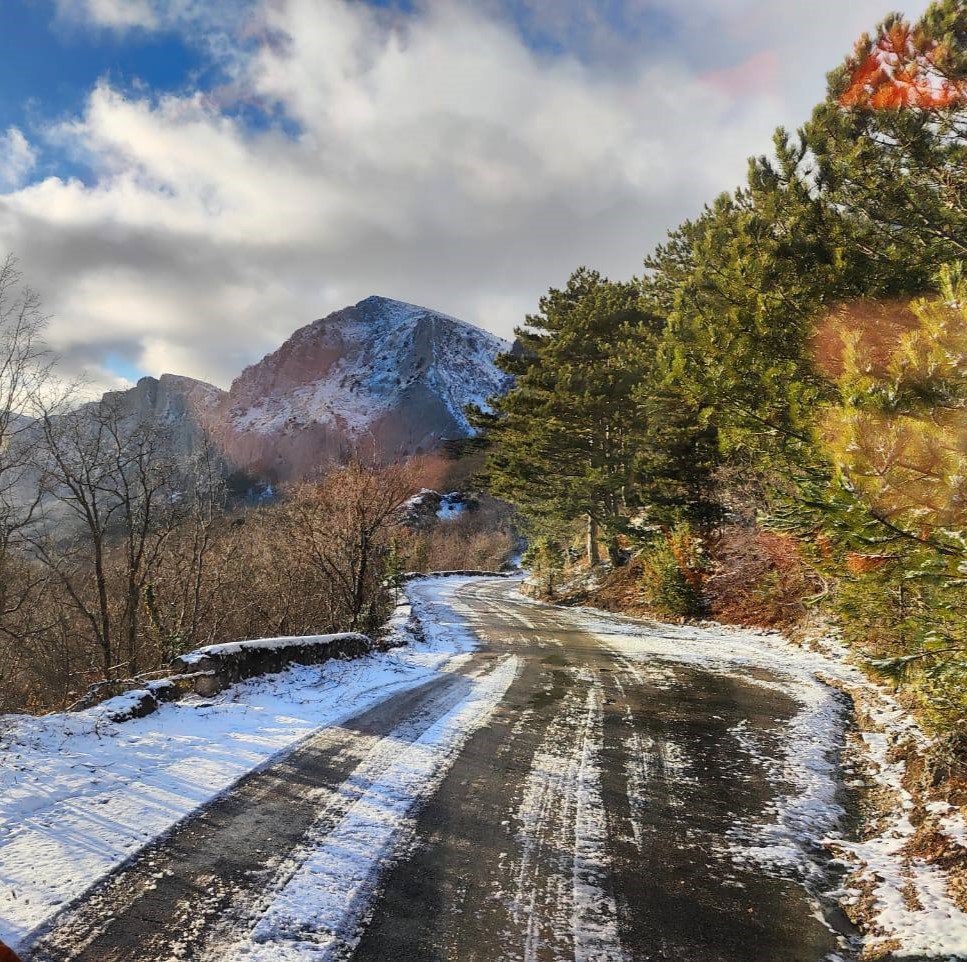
<box><xmin>92</xmin><ymin>537</ymin><xmax>113</xmax><ymax>678</ymax></box>
<box><xmin>351</xmin><ymin>533</ymin><xmax>369</xmax><ymax>630</ymax></box>
<box><xmin>586</xmin><ymin>514</ymin><xmax>600</xmax><ymax>567</ymax></box>
<box><xmin>607</xmin><ymin>535</ymin><xmax>622</xmax><ymax>567</ymax></box>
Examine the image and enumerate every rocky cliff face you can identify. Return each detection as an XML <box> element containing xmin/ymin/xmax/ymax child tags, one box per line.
<box><xmin>94</xmin><ymin>374</ymin><xmax>227</xmax><ymax>460</ymax></box>
<box><xmin>72</xmin><ymin>296</ymin><xmax>511</xmax><ymax>483</ymax></box>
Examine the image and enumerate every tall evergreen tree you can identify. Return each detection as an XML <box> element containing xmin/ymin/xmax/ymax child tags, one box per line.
<box><xmin>644</xmin><ymin>135</ymin><xmax>861</xmax><ymax>484</ymax></box>
<box><xmin>806</xmin><ymin>2</ymin><xmax>967</xmax><ymax>290</ymax></box>
<box><xmin>633</xmin><ymin>385</ymin><xmax>721</xmax><ymax>528</ymax></box>
<box><xmin>477</xmin><ymin>269</ymin><xmax>658</xmax><ymax>564</ymax></box>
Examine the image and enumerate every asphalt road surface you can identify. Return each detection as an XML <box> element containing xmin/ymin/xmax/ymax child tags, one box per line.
<box><xmin>25</xmin><ymin>578</ymin><xmax>848</xmax><ymax>962</ymax></box>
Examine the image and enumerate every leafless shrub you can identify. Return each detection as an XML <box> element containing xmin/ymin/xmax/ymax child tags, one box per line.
<box><xmin>704</xmin><ymin>525</ymin><xmax>821</xmax><ymax>629</ymax></box>
<box><xmin>400</xmin><ymin>494</ymin><xmax>516</xmax><ymax>573</ymax></box>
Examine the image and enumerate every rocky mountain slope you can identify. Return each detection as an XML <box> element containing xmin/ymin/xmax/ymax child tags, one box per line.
<box><xmin>215</xmin><ymin>296</ymin><xmax>511</xmax><ymax>479</ymax></box>
<box><xmin>93</xmin><ymin>374</ymin><xmax>227</xmax><ymax>460</ymax></box>
<box><xmin>76</xmin><ymin>296</ymin><xmax>511</xmax><ymax>482</ymax></box>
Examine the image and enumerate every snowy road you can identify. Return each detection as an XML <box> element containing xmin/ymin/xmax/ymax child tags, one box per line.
<box><xmin>20</xmin><ymin>577</ymin><xmax>856</xmax><ymax>961</ymax></box>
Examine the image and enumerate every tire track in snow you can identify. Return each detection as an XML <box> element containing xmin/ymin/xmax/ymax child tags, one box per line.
<box><xmin>612</xmin><ymin>656</ymin><xmax>696</xmax><ymax>844</ymax></box>
<box><xmin>571</xmin><ymin>685</ymin><xmax>625</xmax><ymax>962</ymax></box>
<box><xmin>212</xmin><ymin>655</ymin><xmax>520</xmax><ymax>962</ymax></box>
<box><xmin>510</xmin><ymin>684</ymin><xmax>582</xmax><ymax>962</ymax></box>
<box><xmin>508</xmin><ymin>670</ymin><xmax>625</xmax><ymax>962</ymax></box>
<box><xmin>609</xmin><ymin>670</ymin><xmax>651</xmax><ymax>854</ymax></box>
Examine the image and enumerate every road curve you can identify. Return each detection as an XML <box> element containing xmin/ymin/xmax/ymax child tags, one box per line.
<box><xmin>25</xmin><ymin>577</ymin><xmax>846</xmax><ymax>962</ymax></box>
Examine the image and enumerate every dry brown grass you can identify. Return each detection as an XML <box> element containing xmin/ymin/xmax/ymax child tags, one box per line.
<box><xmin>704</xmin><ymin>525</ymin><xmax>820</xmax><ymax>629</ymax></box>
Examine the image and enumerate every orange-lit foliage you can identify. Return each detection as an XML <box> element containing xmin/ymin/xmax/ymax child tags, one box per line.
<box><xmin>668</xmin><ymin>527</ymin><xmax>704</xmax><ymax>590</ymax></box>
<box><xmin>811</xmin><ymin>299</ymin><xmax>921</xmax><ymax>379</ymax></box>
<box><xmin>820</xmin><ymin>278</ymin><xmax>967</xmax><ymax>539</ymax></box>
<box><xmin>813</xmin><ymin>533</ymin><xmax>834</xmax><ymax>558</ymax></box>
<box><xmin>840</xmin><ymin>20</ymin><xmax>964</xmax><ymax>110</ymax></box>
<box><xmin>704</xmin><ymin>527</ymin><xmax>818</xmax><ymax>629</ymax></box>
<box><xmin>845</xmin><ymin>552</ymin><xmax>895</xmax><ymax>574</ymax></box>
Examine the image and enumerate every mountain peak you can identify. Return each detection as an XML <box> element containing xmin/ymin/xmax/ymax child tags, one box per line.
<box><xmin>220</xmin><ymin>297</ymin><xmax>512</xmax><ymax>480</ymax></box>
<box><xmin>158</xmin><ymin>372</ymin><xmax>224</xmax><ymax>394</ymax></box>
<box><xmin>356</xmin><ymin>294</ymin><xmax>408</xmax><ymax>308</ymax></box>
<box><xmin>352</xmin><ymin>294</ymin><xmax>458</xmax><ymax>326</ymax></box>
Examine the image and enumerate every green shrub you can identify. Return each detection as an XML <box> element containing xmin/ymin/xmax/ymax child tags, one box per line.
<box><xmin>640</xmin><ymin>525</ymin><xmax>705</xmax><ymax>619</ymax></box>
<box><xmin>832</xmin><ymin>556</ymin><xmax>967</xmax><ymax>738</ymax></box>
<box><xmin>523</xmin><ymin>537</ymin><xmax>566</xmax><ymax>596</ymax></box>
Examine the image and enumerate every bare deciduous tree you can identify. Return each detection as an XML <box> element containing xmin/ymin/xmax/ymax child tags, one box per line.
<box><xmin>143</xmin><ymin>437</ymin><xmax>230</xmax><ymax>660</ymax></box>
<box><xmin>32</xmin><ymin>399</ymin><xmax>181</xmax><ymax>678</ymax></box>
<box><xmin>0</xmin><ymin>256</ymin><xmax>54</xmax><ymax>703</ymax></box>
<box><xmin>286</xmin><ymin>460</ymin><xmax>419</xmax><ymax>631</ymax></box>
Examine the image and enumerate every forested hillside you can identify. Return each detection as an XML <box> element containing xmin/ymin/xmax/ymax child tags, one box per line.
<box><xmin>479</xmin><ymin>1</ymin><xmax>967</xmax><ymax>749</ymax></box>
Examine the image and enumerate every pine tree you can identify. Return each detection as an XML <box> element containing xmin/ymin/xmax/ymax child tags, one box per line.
<box><xmin>806</xmin><ymin>2</ymin><xmax>967</xmax><ymax>290</ymax></box>
<box><xmin>633</xmin><ymin>385</ymin><xmax>721</xmax><ymax>528</ymax></box>
<box><xmin>476</xmin><ymin>268</ymin><xmax>659</xmax><ymax>565</ymax></box>
<box><xmin>643</xmin><ymin>153</ymin><xmax>836</xmax><ymax>486</ymax></box>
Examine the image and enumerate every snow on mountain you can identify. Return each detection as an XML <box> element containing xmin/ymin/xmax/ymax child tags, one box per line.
<box><xmin>217</xmin><ymin>296</ymin><xmax>512</xmax><ymax>478</ymax></box>
<box><xmin>56</xmin><ymin>297</ymin><xmax>511</xmax><ymax>483</ymax></box>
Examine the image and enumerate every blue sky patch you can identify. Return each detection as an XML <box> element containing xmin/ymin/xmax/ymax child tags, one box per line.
<box><xmin>1</xmin><ymin>1</ymin><xmax>214</xmax><ymax>177</ymax></box>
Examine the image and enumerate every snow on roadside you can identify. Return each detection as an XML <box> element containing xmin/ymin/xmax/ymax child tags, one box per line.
<box><xmin>549</xmin><ymin>602</ymin><xmax>967</xmax><ymax>960</ymax></box>
<box><xmin>832</xmin><ymin>702</ymin><xmax>967</xmax><ymax>959</ymax></box>
<box><xmin>0</xmin><ymin>577</ymin><xmax>484</xmax><ymax>952</ymax></box>
<box><xmin>219</xmin><ymin>655</ymin><xmax>519</xmax><ymax>962</ymax></box>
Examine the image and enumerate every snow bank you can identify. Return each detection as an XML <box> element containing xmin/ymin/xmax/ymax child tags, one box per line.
<box><xmin>74</xmin><ymin>576</ymin><xmax>507</xmax><ymax>724</ymax></box>
<box><xmin>0</xmin><ymin>576</ymin><xmax>487</xmax><ymax>953</ymax></box>
<box><xmin>831</xmin><ymin>701</ymin><xmax>967</xmax><ymax>958</ymax></box>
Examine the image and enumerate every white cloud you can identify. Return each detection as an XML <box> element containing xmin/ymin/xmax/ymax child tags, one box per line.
<box><xmin>0</xmin><ymin>129</ymin><xmax>37</xmax><ymax>192</ymax></box>
<box><xmin>56</xmin><ymin>0</ymin><xmax>160</xmax><ymax>29</ymax></box>
<box><xmin>55</xmin><ymin>0</ymin><xmax>257</xmax><ymax>41</ymax></box>
<box><xmin>0</xmin><ymin>0</ymin><xmax>933</xmax><ymax>391</ymax></box>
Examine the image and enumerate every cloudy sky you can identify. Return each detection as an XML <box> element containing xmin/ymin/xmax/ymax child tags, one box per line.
<box><xmin>0</xmin><ymin>0</ymin><xmax>929</xmax><ymax>393</ymax></box>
